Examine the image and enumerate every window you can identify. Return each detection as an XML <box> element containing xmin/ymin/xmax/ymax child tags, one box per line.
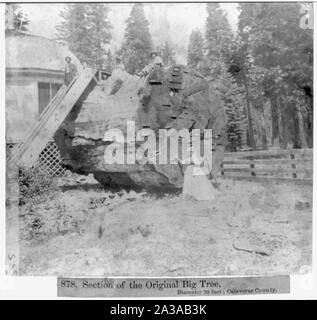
<box><xmin>38</xmin><ymin>82</ymin><xmax>62</xmax><ymax>115</ymax></box>
<box><xmin>51</xmin><ymin>83</ymin><xmax>61</xmax><ymax>98</ymax></box>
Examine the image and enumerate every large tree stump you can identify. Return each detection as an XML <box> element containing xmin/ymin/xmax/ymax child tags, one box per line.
<box><xmin>54</xmin><ymin>65</ymin><xmax>227</xmax><ymax>191</ymax></box>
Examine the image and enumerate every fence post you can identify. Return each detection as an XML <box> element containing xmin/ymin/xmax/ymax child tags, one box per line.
<box><xmin>290</xmin><ymin>153</ymin><xmax>297</xmax><ymax>179</ymax></box>
<box><xmin>250</xmin><ymin>156</ymin><xmax>256</xmax><ymax>177</ymax></box>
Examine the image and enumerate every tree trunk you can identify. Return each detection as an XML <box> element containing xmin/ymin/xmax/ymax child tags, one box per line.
<box><xmin>54</xmin><ymin>67</ymin><xmax>228</xmax><ymax>190</ymax></box>
<box><xmin>242</xmin><ymin>72</ymin><xmax>256</xmax><ymax>149</ymax></box>
<box><xmin>277</xmin><ymin>97</ymin><xmax>284</xmax><ymax>148</ymax></box>
<box><xmin>292</xmin><ymin>107</ymin><xmax>301</xmax><ymax>149</ymax></box>
<box><xmin>259</xmin><ymin>99</ymin><xmax>267</xmax><ymax>149</ymax></box>
<box><xmin>296</xmin><ymin>101</ymin><xmax>308</xmax><ymax>148</ymax></box>
<box><xmin>270</xmin><ymin>96</ymin><xmax>280</xmax><ymax>148</ymax></box>
<box><xmin>305</xmin><ymin>93</ymin><xmax>313</xmax><ymax>148</ymax></box>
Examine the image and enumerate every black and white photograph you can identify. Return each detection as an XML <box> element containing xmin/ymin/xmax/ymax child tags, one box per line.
<box><xmin>3</xmin><ymin>1</ymin><xmax>315</xmax><ymax>298</ymax></box>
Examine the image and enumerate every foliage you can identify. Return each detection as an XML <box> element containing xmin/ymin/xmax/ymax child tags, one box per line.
<box><xmin>19</xmin><ymin>166</ymin><xmax>59</xmax><ymax>205</ymax></box>
<box><xmin>104</xmin><ymin>49</ymin><xmax>115</xmax><ymax>71</ymax></box>
<box><xmin>224</xmin><ymin>81</ymin><xmax>248</xmax><ymax>151</ymax></box>
<box><xmin>56</xmin><ymin>3</ymin><xmax>112</xmax><ymax>66</ymax></box>
<box><xmin>157</xmin><ymin>41</ymin><xmax>176</xmax><ymax>66</ymax></box>
<box><xmin>205</xmin><ymin>3</ymin><xmax>234</xmax><ymax>62</ymax></box>
<box><xmin>203</xmin><ymin>4</ymin><xmax>247</xmax><ymax>150</ymax></box>
<box><xmin>187</xmin><ymin>30</ymin><xmax>204</xmax><ymax>69</ymax></box>
<box><xmin>208</xmin><ymin>61</ymin><xmax>247</xmax><ymax>151</ymax></box>
<box><xmin>120</xmin><ymin>3</ymin><xmax>153</xmax><ymax>74</ymax></box>
<box><xmin>236</xmin><ymin>2</ymin><xmax>313</xmax><ymax>148</ymax></box>
<box><xmin>54</xmin><ymin>3</ymin><xmax>313</xmax><ymax>149</ymax></box>
<box><xmin>5</xmin><ymin>4</ymin><xmax>29</xmax><ymax>32</ymax></box>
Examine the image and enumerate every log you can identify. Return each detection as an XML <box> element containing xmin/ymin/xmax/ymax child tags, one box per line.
<box><xmin>54</xmin><ymin>65</ymin><xmax>227</xmax><ymax>191</ymax></box>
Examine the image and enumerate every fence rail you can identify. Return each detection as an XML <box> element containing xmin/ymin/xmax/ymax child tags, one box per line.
<box><xmin>221</xmin><ymin>148</ymin><xmax>313</xmax><ymax>183</ymax></box>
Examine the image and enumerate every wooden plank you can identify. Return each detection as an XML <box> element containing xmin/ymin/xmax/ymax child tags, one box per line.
<box><xmin>11</xmin><ymin>77</ymin><xmax>78</xmax><ymax>162</ymax></box>
<box><xmin>12</xmin><ymin>68</ymin><xmax>98</xmax><ymax>167</ymax></box>
<box><xmin>222</xmin><ymin>164</ymin><xmax>250</xmax><ymax>169</ymax></box>
<box><xmin>170</xmin><ymin>76</ymin><xmax>182</xmax><ymax>82</ymax></box>
<box><xmin>295</xmin><ymin>159</ymin><xmax>313</xmax><ymax>163</ymax></box>
<box><xmin>295</xmin><ymin>162</ymin><xmax>313</xmax><ymax>170</ymax></box>
<box><xmin>296</xmin><ymin>172</ymin><xmax>313</xmax><ymax>179</ymax></box>
<box><xmin>170</xmin><ymin>83</ymin><xmax>182</xmax><ymax>90</ymax></box>
<box><xmin>293</xmin><ymin>152</ymin><xmax>314</xmax><ymax>160</ymax></box>
<box><xmin>219</xmin><ymin>175</ymin><xmax>313</xmax><ymax>184</ymax></box>
<box><xmin>250</xmin><ymin>156</ymin><xmax>256</xmax><ymax>176</ymax></box>
<box><xmin>222</xmin><ymin>159</ymin><xmax>250</xmax><ymax>165</ymax></box>
<box><xmin>223</xmin><ymin>159</ymin><xmax>291</xmax><ymax>166</ymax></box>
<box><xmin>224</xmin><ymin>148</ymin><xmax>313</xmax><ymax>159</ymax></box>
<box><xmin>11</xmin><ymin>85</ymin><xmax>69</xmax><ymax>158</ymax></box>
<box><xmin>253</xmin><ymin>159</ymin><xmax>292</xmax><ymax>165</ymax></box>
<box><xmin>222</xmin><ymin>166</ymin><xmax>312</xmax><ymax>174</ymax></box>
<box><xmin>221</xmin><ymin>167</ymin><xmax>251</xmax><ymax>172</ymax></box>
<box><xmin>255</xmin><ymin>159</ymin><xmax>312</xmax><ymax>166</ymax></box>
<box><xmin>223</xmin><ymin>159</ymin><xmax>312</xmax><ymax>167</ymax></box>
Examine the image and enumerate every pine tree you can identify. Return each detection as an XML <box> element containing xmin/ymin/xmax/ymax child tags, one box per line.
<box><xmin>204</xmin><ymin>3</ymin><xmax>247</xmax><ymax>150</ymax></box>
<box><xmin>158</xmin><ymin>41</ymin><xmax>176</xmax><ymax>66</ymax></box>
<box><xmin>6</xmin><ymin>4</ymin><xmax>29</xmax><ymax>32</ymax></box>
<box><xmin>120</xmin><ymin>3</ymin><xmax>153</xmax><ymax>74</ymax></box>
<box><xmin>238</xmin><ymin>2</ymin><xmax>313</xmax><ymax>148</ymax></box>
<box><xmin>208</xmin><ymin>61</ymin><xmax>247</xmax><ymax>151</ymax></box>
<box><xmin>205</xmin><ymin>3</ymin><xmax>234</xmax><ymax>62</ymax></box>
<box><xmin>56</xmin><ymin>4</ymin><xmax>91</xmax><ymax>63</ymax></box>
<box><xmin>187</xmin><ymin>30</ymin><xmax>204</xmax><ymax>69</ymax></box>
<box><xmin>104</xmin><ymin>49</ymin><xmax>114</xmax><ymax>72</ymax></box>
<box><xmin>224</xmin><ymin>79</ymin><xmax>248</xmax><ymax>151</ymax></box>
<box><xmin>56</xmin><ymin>3</ymin><xmax>112</xmax><ymax>66</ymax></box>
<box><xmin>86</xmin><ymin>3</ymin><xmax>112</xmax><ymax>66</ymax></box>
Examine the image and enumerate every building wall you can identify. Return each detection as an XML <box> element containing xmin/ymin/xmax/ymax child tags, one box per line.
<box><xmin>6</xmin><ymin>71</ymin><xmax>63</xmax><ymax>142</ymax></box>
<box><xmin>6</xmin><ymin>79</ymin><xmax>38</xmax><ymax>142</ymax></box>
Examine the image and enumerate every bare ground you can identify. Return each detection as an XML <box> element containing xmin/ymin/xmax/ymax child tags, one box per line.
<box><xmin>19</xmin><ymin>178</ymin><xmax>312</xmax><ymax>276</ymax></box>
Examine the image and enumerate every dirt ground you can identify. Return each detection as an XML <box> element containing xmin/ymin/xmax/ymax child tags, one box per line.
<box><xmin>19</xmin><ymin>178</ymin><xmax>312</xmax><ymax>276</ymax></box>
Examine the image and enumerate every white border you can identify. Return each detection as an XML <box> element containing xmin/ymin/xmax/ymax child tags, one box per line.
<box><xmin>0</xmin><ymin>0</ymin><xmax>316</xmax><ymax>300</ymax></box>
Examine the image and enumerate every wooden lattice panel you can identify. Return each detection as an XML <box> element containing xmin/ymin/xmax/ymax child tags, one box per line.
<box><xmin>38</xmin><ymin>141</ymin><xmax>66</xmax><ymax>177</ymax></box>
<box><xmin>6</xmin><ymin>141</ymin><xmax>66</xmax><ymax>177</ymax></box>
<box><xmin>6</xmin><ymin>142</ymin><xmax>22</xmax><ymax>153</ymax></box>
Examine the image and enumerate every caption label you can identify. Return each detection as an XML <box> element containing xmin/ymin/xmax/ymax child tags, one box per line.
<box><xmin>57</xmin><ymin>276</ymin><xmax>290</xmax><ymax>297</ymax></box>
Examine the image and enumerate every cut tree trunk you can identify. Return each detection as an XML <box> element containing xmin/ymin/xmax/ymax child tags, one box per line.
<box><xmin>54</xmin><ymin>66</ymin><xmax>227</xmax><ymax>191</ymax></box>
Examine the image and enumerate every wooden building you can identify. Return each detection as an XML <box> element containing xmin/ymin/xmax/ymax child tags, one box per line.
<box><xmin>6</xmin><ymin>32</ymin><xmax>82</xmax><ymax>143</ymax></box>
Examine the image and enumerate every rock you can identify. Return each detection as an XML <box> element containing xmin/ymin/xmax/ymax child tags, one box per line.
<box><xmin>54</xmin><ymin>65</ymin><xmax>227</xmax><ymax>191</ymax></box>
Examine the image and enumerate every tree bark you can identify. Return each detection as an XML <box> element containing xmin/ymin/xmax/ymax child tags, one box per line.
<box><xmin>54</xmin><ymin>67</ymin><xmax>228</xmax><ymax>190</ymax></box>
<box><xmin>242</xmin><ymin>72</ymin><xmax>256</xmax><ymax>149</ymax></box>
<box><xmin>270</xmin><ymin>96</ymin><xmax>280</xmax><ymax>148</ymax></box>
<box><xmin>259</xmin><ymin>98</ymin><xmax>267</xmax><ymax>149</ymax></box>
<box><xmin>296</xmin><ymin>101</ymin><xmax>308</xmax><ymax>148</ymax></box>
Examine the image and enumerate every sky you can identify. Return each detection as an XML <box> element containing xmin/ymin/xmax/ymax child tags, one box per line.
<box><xmin>20</xmin><ymin>3</ymin><xmax>239</xmax><ymax>64</ymax></box>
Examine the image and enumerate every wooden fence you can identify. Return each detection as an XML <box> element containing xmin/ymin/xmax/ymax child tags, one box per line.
<box><xmin>220</xmin><ymin>148</ymin><xmax>313</xmax><ymax>183</ymax></box>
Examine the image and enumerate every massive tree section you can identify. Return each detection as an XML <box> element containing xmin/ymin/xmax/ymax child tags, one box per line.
<box><xmin>54</xmin><ymin>65</ymin><xmax>227</xmax><ymax>190</ymax></box>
